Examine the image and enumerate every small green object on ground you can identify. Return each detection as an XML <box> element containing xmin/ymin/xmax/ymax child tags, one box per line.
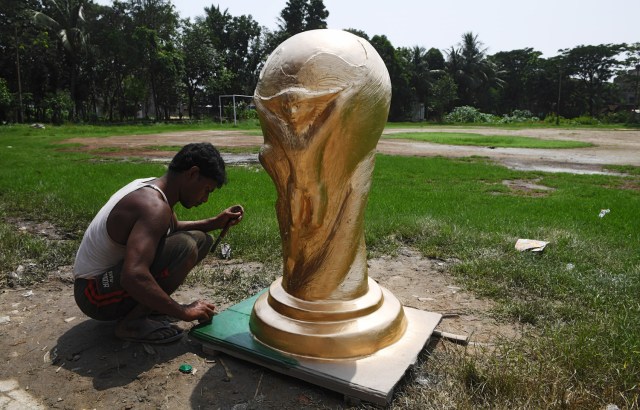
<box><xmin>179</xmin><ymin>364</ymin><xmax>192</xmax><ymax>374</ymax></box>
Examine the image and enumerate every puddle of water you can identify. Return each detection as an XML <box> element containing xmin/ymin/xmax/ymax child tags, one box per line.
<box><xmin>150</xmin><ymin>153</ymin><xmax>259</xmax><ymax>165</ymax></box>
<box><xmin>503</xmin><ymin>162</ymin><xmax>623</xmax><ymax>176</ymax></box>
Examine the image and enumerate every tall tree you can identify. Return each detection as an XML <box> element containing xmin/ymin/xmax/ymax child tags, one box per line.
<box><xmin>489</xmin><ymin>48</ymin><xmax>543</xmax><ymax>114</ymax></box>
<box><xmin>304</xmin><ymin>0</ymin><xmax>329</xmax><ymax>30</ymax></box>
<box><xmin>32</xmin><ymin>0</ymin><xmax>88</xmax><ymax>119</ymax></box>
<box><xmin>181</xmin><ymin>19</ymin><xmax>220</xmax><ymax>118</ymax></box>
<box><xmin>370</xmin><ymin>34</ymin><xmax>411</xmax><ymax>121</ymax></box>
<box><xmin>425</xmin><ymin>47</ymin><xmax>445</xmax><ymax>70</ymax></box>
<box><xmin>85</xmin><ymin>1</ymin><xmax>138</xmax><ymax>120</ymax></box>
<box><xmin>622</xmin><ymin>43</ymin><xmax>640</xmax><ymax>109</ymax></box>
<box><xmin>127</xmin><ymin>0</ymin><xmax>182</xmax><ymax>120</ymax></box>
<box><xmin>560</xmin><ymin>44</ymin><xmax>625</xmax><ymax>116</ymax></box>
<box><xmin>225</xmin><ymin>14</ymin><xmax>262</xmax><ymax>93</ymax></box>
<box><xmin>202</xmin><ymin>6</ymin><xmax>263</xmax><ymax>96</ymax></box>
<box><xmin>278</xmin><ymin>0</ymin><xmax>307</xmax><ymax>36</ymax></box>
<box><xmin>344</xmin><ymin>28</ymin><xmax>369</xmax><ymax>41</ymax></box>
<box><xmin>429</xmin><ymin>73</ymin><xmax>457</xmax><ymax>121</ymax></box>
<box><xmin>399</xmin><ymin>45</ymin><xmax>431</xmax><ymax>120</ymax></box>
<box><xmin>270</xmin><ymin>0</ymin><xmax>329</xmax><ymax>51</ymax></box>
<box><xmin>446</xmin><ymin>32</ymin><xmax>503</xmax><ymax>110</ymax></box>
<box><xmin>0</xmin><ymin>0</ymin><xmax>41</xmax><ymax>121</ymax></box>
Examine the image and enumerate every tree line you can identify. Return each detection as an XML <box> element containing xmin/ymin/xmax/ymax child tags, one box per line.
<box><xmin>0</xmin><ymin>0</ymin><xmax>638</xmax><ymax>124</ymax></box>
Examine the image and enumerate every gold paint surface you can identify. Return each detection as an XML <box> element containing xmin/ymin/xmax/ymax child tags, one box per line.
<box><xmin>251</xmin><ymin>29</ymin><xmax>406</xmax><ymax>359</ymax></box>
<box><xmin>250</xmin><ymin>280</ymin><xmax>407</xmax><ymax>359</ymax></box>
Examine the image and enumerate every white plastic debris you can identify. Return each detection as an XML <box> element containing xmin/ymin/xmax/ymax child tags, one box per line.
<box><xmin>0</xmin><ymin>316</ymin><xmax>10</xmax><ymax>324</ymax></box>
<box><xmin>598</xmin><ymin>209</ymin><xmax>610</xmax><ymax>218</ymax></box>
<box><xmin>221</xmin><ymin>243</ymin><xmax>231</xmax><ymax>259</ymax></box>
<box><xmin>22</xmin><ymin>290</ymin><xmax>33</xmax><ymax>297</ymax></box>
<box><xmin>515</xmin><ymin>239</ymin><xmax>549</xmax><ymax>252</ymax></box>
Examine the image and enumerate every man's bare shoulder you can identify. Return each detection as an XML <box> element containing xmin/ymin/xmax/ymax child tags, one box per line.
<box><xmin>108</xmin><ymin>187</ymin><xmax>171</xmax><ymax>244</ymax></box>
<box><xmin>119</xmin><ymin>187</ymin><xmax>169</xmax><ymax>213</ymax></box>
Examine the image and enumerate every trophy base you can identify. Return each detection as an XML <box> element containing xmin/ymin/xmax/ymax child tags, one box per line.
<box><xmin>250</xmin><ymin>277</ymin><xmax>409</xmax><ymax>359</ymax></box>
<box><xmin>190</xmin><ymin>289</ymin><xmax>441</xmax><ymax>406</ymax></box>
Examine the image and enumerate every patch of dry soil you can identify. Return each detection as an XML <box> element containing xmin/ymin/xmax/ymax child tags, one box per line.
<box><xmin>63</xmin><ymin>127</ymin><xmax>640</xmax><ymax>174</ymax></box>
<box><xmin>1</xmin><ymin>223</ymin><xmax>512</xmax><ymax>409</ymax></box>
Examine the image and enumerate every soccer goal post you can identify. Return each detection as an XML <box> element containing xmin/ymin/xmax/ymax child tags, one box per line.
<box><xmin>218</xmin><ymin>94</ymin><xmax>254</xmax><ymax>125</ymax></box>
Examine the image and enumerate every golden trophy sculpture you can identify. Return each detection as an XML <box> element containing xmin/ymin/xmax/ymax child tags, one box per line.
<box><xmin>191</xmin><ymin>29</ymin><xmax>441</xmax><ymax>405</ymax></box>
<box><xmin>250</xmin><ymin>29</ymin><xmax>406</xmax><ymax>359</ymax></box>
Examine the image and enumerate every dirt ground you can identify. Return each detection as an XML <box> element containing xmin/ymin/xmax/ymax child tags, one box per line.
<box><xmin>2</xmin><ymin>127</ymin><xmax>639</xmax><ymax>409</ymax></box>
<box><xmin>64</xmin><ymin>126</ymin><xmax>640</xmax><ymax>174</ymax></box>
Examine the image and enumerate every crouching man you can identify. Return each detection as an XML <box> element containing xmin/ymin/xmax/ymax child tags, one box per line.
<box><xmin>73</xmin><ymin>142</ymin><xmax>244</xmax><ymax>344</ymax></box>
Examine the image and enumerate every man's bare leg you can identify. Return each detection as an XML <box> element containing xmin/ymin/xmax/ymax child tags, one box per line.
<box><xmin>115</xmin><ymin>231</ymin><xmax>212</xmax><ymax>342</ymax></box>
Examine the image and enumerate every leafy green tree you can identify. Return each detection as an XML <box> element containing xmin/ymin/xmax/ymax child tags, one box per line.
<box><xmin>489</xmin><ymin>48</ymin><xmax>544</xmax><ymax>114</ymax></box>
<box><xmin>202</xmin><ymin>5</ymin><xmax>232</xmax><ymax>50</ymax></box>
<box><xmin>370</xmin><ymin>34</ymin><xmax>411</xmax><ymax>121</ymax></box>
<box><xmin>127</xmin><ymin>0</ymin><xmax>182</xmax><ymax>120</ymax></box>
<box><xmin>425</xmin><ymin>47</ymin><xmax>445</xmax><ymax>70</ymax></box>
<box><xmin>344</xmin><ymin>28</ymin><xmax>369</xmax><ymax>41</ymax></box>
<box><xmin>446</xmin><ymin>32</ymin><xmax>503</xmax><ymax>110</ymax></box>
<box><xmin>84</xmin><ymin>1</ymin><xmax>137</xmax><ymax>120</ymax></box>
<box><xmin>396</xmin><ymin>45</ymin><xmax>432</xmax><ymax>120</ymax></box>
<box><xmin>269</xmin><ymin>0</ymin><xmax>329</xmax><ymax>51</ymax></box>
<box><xmin>0</xmin><ymin>77</ymin><xmax>12</xmax><ymax>121</ymax></box>
<box><xmin>180</xmin><ymin>19</ymin><xmax>220</xmax><ymax>118</ymax></box>
<box><xmin>304</xmin><ymin>0</ymin><xmax>329</xmax><ymax>30</ymax></box>
<box><xmin>622</xmin><ymin>43</ymin><xmax>640</xmax><ymax>108</ymax></box>
<box><xmin>32</xmin><ymin>0</ymin><xmax>88</xmax><ymax>120</ymax></box>
<box><xmin>560</xmin><ymin>43</ymin><xmax>625</xmax><ymax>116</ymax></box>
<box><xmin>225</xmin><ymin>14</ymin><xmax>262</xmax><ymax>94</ymax></box>
<box><xmin>429</xmin><ymin>73</ymin><xmax>457</xmax><ymax>121</ymax></box>
<box><xmin>0</xmin><ymin>0</ymin><xmax>39</xmax><ymax>122</ymax></box>
<box><xmin>202</xmin><ymin>6</ymin><xmax>263</xmax><ymax>96</ymax></box>
<box><xmin>408</xmin><ymin>46</ymin><xmax>430</xmax><ymax>108</ymax></box>
<box><xmin>132</xmin><ymin>26</ymin><xmax>183</xmax><ymax>120</ymax></box>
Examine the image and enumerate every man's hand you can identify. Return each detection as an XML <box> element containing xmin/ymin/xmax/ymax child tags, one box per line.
<box><xmin>221</xmin><ymin>204</ymin><xmax>244</xmax><ymax>228</ymax></box>
<box><xmin>181</xmin><ymin>300</ymin><xmax>217</xmax><ymax>323</ymax></box>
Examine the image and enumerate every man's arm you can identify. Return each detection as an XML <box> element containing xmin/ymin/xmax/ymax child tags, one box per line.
<box><xmin>119</xmin><ymin>198</ymin><xmax>215</xmax><ymax>322</ymax></box>
<box><xmin>174</xmin><ymin>204</ymin><xmax>244</xmax><ymax>232</ymax></box>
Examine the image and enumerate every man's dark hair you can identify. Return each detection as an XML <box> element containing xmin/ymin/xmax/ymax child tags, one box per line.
<box><xmin>169</xmin><ymin>143</ymin><xmax>227</xmax><ymax>186</ymax></box>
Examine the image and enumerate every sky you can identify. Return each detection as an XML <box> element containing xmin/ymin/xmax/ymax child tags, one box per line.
<box><xmin>96</xmin><ymin>0</ymin><xmax>638</xmax><ymax>58</ymax></box>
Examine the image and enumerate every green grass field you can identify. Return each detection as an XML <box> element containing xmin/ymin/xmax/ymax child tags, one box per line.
<box><xmin>385</xmin><ymin>131</ymin><xmax>593</xmax><ymax>148</ymax></box>
<box><xmin>0</xmin><ymin>122</ymin><xmax>638</xmax><ymax>408</ymax></box>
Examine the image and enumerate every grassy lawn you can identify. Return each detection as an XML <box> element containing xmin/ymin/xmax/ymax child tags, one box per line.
<box><xmin>1</xmin><ymin>123</ymin><xmax>639</xmax><ymax>408</ymax></box>
<box><xmin>385</xmin><ymin>131</ymin><xmax>593</xmax><ymax>149</ymax></box>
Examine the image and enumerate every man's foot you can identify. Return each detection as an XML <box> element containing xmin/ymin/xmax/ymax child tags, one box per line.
<box><xmin>148</xmin><ymin>313</ymin><xmax>180</xmax><ymax>324</ymax></box>
<box><xmin>115</xmin><ymin>317</ymin><xmax>184</xmax><ymax>344</ymax></box>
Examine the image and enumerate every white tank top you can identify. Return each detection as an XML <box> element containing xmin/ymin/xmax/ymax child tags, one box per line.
<box><xmin>73</xmin><ymin>178</ymin><xmax>170</xmax><ymax>279</ymax></box>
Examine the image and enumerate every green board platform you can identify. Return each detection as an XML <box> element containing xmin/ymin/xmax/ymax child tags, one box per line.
<box><xmin>190</xmin><ymin>289</ymin><xmax>441</xmax><ymax>405</ymax></box>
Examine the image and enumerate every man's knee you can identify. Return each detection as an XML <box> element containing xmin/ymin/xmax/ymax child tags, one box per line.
<box><xmin>179</xmin><ymin>231</ymin><xmax>213</xmax><ymax>264</ymax></box>
<box><xmin>198</xmin><ymin>232</ymin><xmax>214</xmax><ymax>260</ymax></box>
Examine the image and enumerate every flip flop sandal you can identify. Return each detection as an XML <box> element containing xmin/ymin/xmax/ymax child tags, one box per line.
<box><xmin>119</xmin><ymin>323</ymin><xmax>184</xmax><ymax>345</ymax></box>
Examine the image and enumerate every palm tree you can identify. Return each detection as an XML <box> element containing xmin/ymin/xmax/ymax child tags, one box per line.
<box><xmin>32</xmin><ymin>0</ymin><xmax>88</xmax><ymax>120</ymax></box>
<box><xmin>406</xmin><ymin>46</ymin><xmax>434</xmax><ymax>120</ymax></box>
<box><xmin>446</xmin><ymin>32</ymin><xmax>503</xmax><ymax>108</ymax></box>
